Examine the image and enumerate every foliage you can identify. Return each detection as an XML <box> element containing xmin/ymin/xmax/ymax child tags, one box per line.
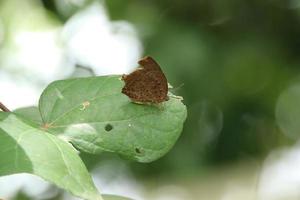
<box><xmin>0</xmin><ymin>76</ymin><xmax>187</xmax><ymax>199</ymax></box>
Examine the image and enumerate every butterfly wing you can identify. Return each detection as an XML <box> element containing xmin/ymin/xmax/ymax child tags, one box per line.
<box><xmin>122</xmin><ymin>69</ymin><xmax>144</xmax><ymax>101</ymax></box>
<box><xmin>122</xmin><ymin>56</ymin><xmax>168</xmax><ymax>103</ymax></box>
<box><xmin>138</xmin><ymin>56</ymin><xmax>162</xmax><ymax>71</ymax></box>
<box><xmin>145</xmin><ymin>70</ymin><xmax>168</xmax><ymax>103</ymax></box>
<box><xmin>122</xmin><ymin>70</ymin><xmax>168</xmax><ymax>103</ymax></box>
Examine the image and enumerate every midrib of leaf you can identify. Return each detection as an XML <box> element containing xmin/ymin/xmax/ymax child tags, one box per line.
<box><xmin>43</xmin><ymin>133</ymin><xmax>89</xmax><ymax>196</ymax></box>
<box><xmin>14</xmin><ymin>129</ymin><xmax>31</xmax><ymax>171</ymax></box>
<box><xmin>44</xmin><ymin>96</ymin><xmax>181</xmax><ymax>129</ymax></box>
<box><xmin>51</xmin><ymin>115</ymin><xmax>180</xmax><ymax>132</ymax></box>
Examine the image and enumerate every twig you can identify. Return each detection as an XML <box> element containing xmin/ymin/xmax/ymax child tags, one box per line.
<box><xmin>0</xmin><ymin>101</ymin><xmax>10</xmax><ymax>112</ymax></box>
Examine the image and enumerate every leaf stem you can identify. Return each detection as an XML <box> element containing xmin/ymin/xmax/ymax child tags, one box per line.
<box><xmin>0</xmin><ymin>101</ymin><xmax>10</xmax><ymax>112</ymax></box>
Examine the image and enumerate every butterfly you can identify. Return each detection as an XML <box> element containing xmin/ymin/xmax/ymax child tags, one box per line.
<box><xmin>121</xmin><ymin>56</ymin><xmax>169</xmax><ymax>104</ymax></box>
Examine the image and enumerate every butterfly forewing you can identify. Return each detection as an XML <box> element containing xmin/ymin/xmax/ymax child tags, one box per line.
<box><xmin>138</xmin><ymin>56</ymin><xmax>162</xmax><ymax>71</ymax></box>
<box><xmin>122</xmin><ymin>56</ymin><xmax>168</xmax><ymax>103</ymax></box>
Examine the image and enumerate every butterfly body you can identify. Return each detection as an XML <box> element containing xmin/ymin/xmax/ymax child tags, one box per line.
<box><xmin>122</xmin><ymin>56</ymin><xmax>169</xmax><ymax>104</ymax></box>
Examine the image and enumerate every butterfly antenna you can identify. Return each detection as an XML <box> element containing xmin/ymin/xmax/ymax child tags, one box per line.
<box><xmin>170</xmin><ymin>83</ymin><xmax>185</xmax><ymax>93</ymax></box>
<box><xmin>75</xmin><ymin>65</ymin><xmax>96</xmax><ymax>76</ymax></box>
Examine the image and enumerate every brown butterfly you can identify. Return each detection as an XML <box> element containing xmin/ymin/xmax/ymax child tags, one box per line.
<box><xmin>121</xmin><ymin>56</ymin><xmax>169</xmax><ymax>103</ymax></box>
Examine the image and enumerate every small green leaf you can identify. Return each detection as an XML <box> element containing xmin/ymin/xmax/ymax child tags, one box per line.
<box><xmin>39</xmin><ymin>76</ymin><xmax>187</xmax><ymax>162</ymax></box>
<box><xmin>0</xmin><ymin>112</ymin><xmax>102</xmax><ymax>200</ymax></box>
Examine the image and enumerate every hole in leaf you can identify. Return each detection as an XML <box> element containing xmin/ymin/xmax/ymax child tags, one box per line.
<box><xmin>135</xmin><ymin>148</ymin><xmax>142</xmax><ymax>154</ymax></box>
<box><xmin>105</xmin><ymin>124</ymin><xmax>113</xmax><ymax>132</ymax></box>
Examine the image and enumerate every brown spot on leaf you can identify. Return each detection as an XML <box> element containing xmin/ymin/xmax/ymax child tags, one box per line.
<box><xmin>41</xmin><ymin>123</ymin><xmax>51</xmax><ymax>130</ymax></box>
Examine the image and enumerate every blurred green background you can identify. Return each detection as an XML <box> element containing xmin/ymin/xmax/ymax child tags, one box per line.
<box><xmin>2</xmin><ymin>0</ymin><xmax>300</xmax><ymax>199</ymax></box>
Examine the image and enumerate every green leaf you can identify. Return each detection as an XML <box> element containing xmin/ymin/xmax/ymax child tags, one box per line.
<box><xmin>0</xmin><ymin>112</ymin><xmax>103</xmax><ymax>200</ymax></box>
<box><xmin>14</xmin><ymin>106</ymin><xmax>42</xmax><ymax>125</ymax></box>
<box><xmin>103</xmin><ymin>194</ymin><xmax>133</xmax><ymax>200</ymax></box>
<box><xmin>39</xmin><ymin>76</ymin><xmax>187</xmax><ymax>162</ymax></box>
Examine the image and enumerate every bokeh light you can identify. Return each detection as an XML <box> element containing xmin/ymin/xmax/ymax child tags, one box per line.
<box><xmin>276</xmin><ymin>82</ymin><xmax>300</xmax><ymax>139</ymax></box>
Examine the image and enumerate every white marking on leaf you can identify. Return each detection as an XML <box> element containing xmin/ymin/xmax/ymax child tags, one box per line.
<box><xmin>80</xmin><ymin>101</ymin><xmax>90</xmax><ymax>111</ymax></box>
<box><xmin>55</xmin><ymin>88</ymin><xmax>64</xmax><ymax>99</ymax></box>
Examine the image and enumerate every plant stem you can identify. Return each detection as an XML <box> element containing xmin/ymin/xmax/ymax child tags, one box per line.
<box><xmin>0</xmin><ymin>101</ymin><xmax>10</xmax><ymax>112</ymax></box>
